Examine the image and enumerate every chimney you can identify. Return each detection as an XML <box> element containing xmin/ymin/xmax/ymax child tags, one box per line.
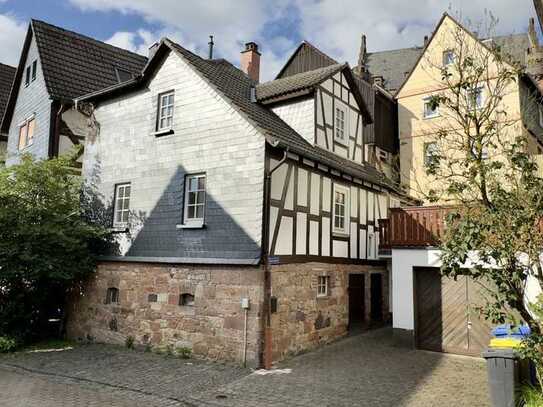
<box><xmin>373</xmin><ymin>75</ymin><xmax>384</xmax><ymax>87</ymax></box>
<box><xmin>148</xmin><ymin>42</ymin><xmax>159</xmax><ymax>59</ymax></box>
<box><xmin>208</xmin><ymin>35</ymin><xmax>214</xmax><ymax>59</ymax></box>
<box><xmin>354</xmin><ymin>34</ymin><xmax>370</xmax><ymax>80</ymax></box>
<box><xmin>240</xmin><ymin>42</ymin><xmax>261</xmax><ymax>82</ymax></box>
<box><xmin>423</xmin><ymin>35</ymin><xmax>429</xmax><ymax>46</ymax></box>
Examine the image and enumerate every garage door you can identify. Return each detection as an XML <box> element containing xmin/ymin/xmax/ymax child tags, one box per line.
<box><xmin>414</xmin><ymin>267</ymin><xmax>492</xmax><ymax>356</ymax></box>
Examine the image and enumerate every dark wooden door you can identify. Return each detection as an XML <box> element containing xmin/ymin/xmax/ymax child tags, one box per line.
<box><xmin>415</xmin><ymin>268</ymin><xmax>491</xmax><ymax>356</ymax></box>
<box><xmin>370</xmin><ymin>273</ymin><xmax>383</xmax><ymax>322</ymax></box>
<box><xmin>348</xmin><ymin>274</ymin><xmax>365</xmax><ymax>325</ymax></box>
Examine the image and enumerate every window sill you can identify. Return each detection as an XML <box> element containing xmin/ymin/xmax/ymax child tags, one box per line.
<box><xmin>423</xmin><ymin>115</ymin><xmax>440</xmax><ymax>120</ymax></box>
<box><xmin>176</xmin><ymin>223</ymin><xmax>205</xmax><ymax>229</ymax></box>
<box><xmin>334</xmin><ymin>136</ymin><xmax>348</xmax><ymax>146</ymax></box>
<box><xmin>151</xmin><ymin>128</ymin><xmax>174</xmax><ymax>137</ymax></box>
<box><xmin>332</xmin><ymin>230</ymin><xmax>350</xmax><ymax>238</ymax></box>
<box><xmin>110</xmin><ymin>227</ymin><xmax>129</xmax><ymax>233</ymax></box>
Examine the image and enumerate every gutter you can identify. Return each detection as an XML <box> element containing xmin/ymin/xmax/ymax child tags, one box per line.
<box><xmin>261</xmin><ymin>145</ymin><xmax>288</xmax><ymax>369</ymax></box>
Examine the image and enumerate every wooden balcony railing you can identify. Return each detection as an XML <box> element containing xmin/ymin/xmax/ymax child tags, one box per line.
<box><xmin>379</xmin><ymin>206</ymin><xmax>452</xmax><ymax>249</ymax></box>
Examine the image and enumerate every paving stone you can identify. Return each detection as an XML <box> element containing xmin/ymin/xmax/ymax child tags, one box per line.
<box><xmin>0</xmin><ymin>328</ymin><xmax>490</xmax><ymax>406</ymax></box>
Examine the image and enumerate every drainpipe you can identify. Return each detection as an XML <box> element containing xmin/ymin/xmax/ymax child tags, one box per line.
<box><xmin>261</xmin><ymin>145</ymin><xmax>288</xmax><ymax>369</ymax></box>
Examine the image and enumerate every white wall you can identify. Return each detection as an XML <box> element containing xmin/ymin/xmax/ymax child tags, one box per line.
<box><xmin>391</xmin><ymin>248</ymin><xmax>543</xmax><ymax>331</ymax></box>
<box><xmin>271</xmin><ymin>98</ymin><xmax>314</xmax><ymax>145</ymax></box>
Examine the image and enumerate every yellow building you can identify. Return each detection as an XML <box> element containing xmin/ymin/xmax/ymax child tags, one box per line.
<box><xmin>396</xmin><ymin>13</ymin><xmax>543</xmax><ymax>203</ymax></box>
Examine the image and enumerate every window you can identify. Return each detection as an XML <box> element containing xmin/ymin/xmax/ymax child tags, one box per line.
<box><xmin>113</xmin><ymin>183</ymin><xmax>131</xmax><ymax>228</ymax></box>
<box><xmin>467</xmin><ymin>86</ymin><xmax>484</xmax><ymax>110</ymax></box>
<box><xmin>31</xmin><ymin>60</ymin><xmax>37</xmax><ymax>81</ymax></box>
<box><xmin>423</xmin><ymin>97</ymin><xmax>439</xmax><ymax>118</ymax></box>
<box><xmin>332</xmin><ymin>184</ymin><xmax>350</xmax><ymax>235</ymax></box>
<box><xmin>423</xmin><ymin>142</ymin><xmax>440</xmax><ymax>168</ymax></box>
<box><xmin>18</xmin><ymin>117</ymin><xmax>35</xmax><ymax>150</ymax></box>
<box><xmin>25</xmin><ymin>66</ymin><xmax>30</xmax><ymax>86</ymax></box>
<box><xmin>443</xmin><ymin>50</ymin><xmax>455</xmax><ymax>67</ymax></box>
<box><xmin>183</xmin><ymin>174</ymin><xmax>206</xmax><ymax>225</ymax></box>
<box><xmin>317</xmin><ymin>276</ymin><xmax>329</xmax><ymax>297</ymax></box>
<box><xmin>105</xmin><ymin>287</ymin><xmax>119</xmax><ymax>304</ymax></box>
<box><xmin>148</xmin><ymin>294</ymin><xmax>158</xmax><ymax>303</ymax></box>
<box><xmin>538</xmin><ymin>105</ymin><xmax>543</xmax><ymax>128</ymax></box>
<box><xmin>179</xmin><ymin>293</ymin><xmax>195</xmax><ymax>306</ymax></box>
<box><xmin>335</xmin><ymin>106</ymin><xmax>346</xmax><ymax>141</ymax></box>
<box><xmin>157</xmin><ymin>91</ymin><xmax>175</xmax><ymax>131</ymax></box>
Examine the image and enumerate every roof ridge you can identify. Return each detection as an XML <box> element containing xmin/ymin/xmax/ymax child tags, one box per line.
<box><xmin>31</xmin><ymin>19</ymin><xmax>148</xmax><ymax>62</ymax></box>
<box><xmin>259</xmin><ymin>62</ymin><xmax>344</xmax><ymax>86</ymax></box>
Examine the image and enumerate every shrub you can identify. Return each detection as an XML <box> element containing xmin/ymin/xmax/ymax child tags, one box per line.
<box><xmin>176</xmin><ymin>346</ymin><xmax>192</xmax><ymax>359</ymax></box>
<box><xmin>0</xmin><ymin>336</ymin><xmax>17</xmax><ymax>353</ymax></box>
<box><xmin>522</xmin><ymin>386</ymin><xmax>543</xmax><ymax>407</ymax></box>
<box><xmin>125</xmin><ymin>336</ymin><xmax>135</xmax><ymax>349</ymax></box>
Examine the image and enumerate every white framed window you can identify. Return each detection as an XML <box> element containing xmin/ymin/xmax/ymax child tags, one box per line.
<box><xmin>467</xmin><ymin>86</ymin><xmax>484</xmax><ymax>110</ymax></box>
<box><xmin>423</xmin><ymin>97</ymin><xmax>439</xmax><ymax>118</ymax></box>
<box><xmin>335</xmin><ymin>105</ymin><xmax>347</xmax><ymax>142</ymax></box>
<box><xmin>423</xmin><ymin>142</ymin><xmax>440</xmax><ymax>168</ymax></box>
<box><xmin>317</xmin><ymin>275</ymin><xmax>329</xmax><ymax>297</ymax></box>
<box><xmin>184</xmin><ymin>174</ymin><xmax>206</xmax><ymax>225</ymax></box>
<box><xmin>332</xmin><ymin>184</ymin><xmax>350</xmax><ymax>235</ymax></box>
<box><xmin>157</xmin><ymin>90</ymin><xmax>175</xmax><ymax>131</ymax></box>
<box><xmin>443</xmin><ymin>50</ymin><xmax>455</xmax><ymax>67</ymax></box>
<box><xmin>113</xmin><ymin>183</ymin><xmax>131</xmax><ymax>228</ymax></box>
<box><xmin>18</xmin><ymin>117</ymin><xmax>35</xmax><ymax>150</ymax></box>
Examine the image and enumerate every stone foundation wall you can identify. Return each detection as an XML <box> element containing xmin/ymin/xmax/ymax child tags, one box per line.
<box><xmin>67</xmin><ymin>262</ymin><xmax>264</xmax><ymax>366</ymax></box>
<box><xmin>270</xmin><ymin>262</ymin><xmax>388</xmax><ymax>362</ymax></box>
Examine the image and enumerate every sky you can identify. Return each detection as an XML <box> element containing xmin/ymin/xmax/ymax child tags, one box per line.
<box><xmin>0</xmin><ymin>0</ymin><xmax>537</xmax><ymax>81</ymax></box>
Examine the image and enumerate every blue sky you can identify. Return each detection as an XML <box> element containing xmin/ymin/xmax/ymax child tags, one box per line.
<box><xmin>0</xmin><ymin>0</ymin><xmax>536</xmax><ymax>81</ymax></box>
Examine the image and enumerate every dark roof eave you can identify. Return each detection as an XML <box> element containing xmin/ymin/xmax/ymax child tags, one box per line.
<box><xmin>76</xmin><ymin>76</ymin><xmax>142</xmax><ymax>103</ymax></box>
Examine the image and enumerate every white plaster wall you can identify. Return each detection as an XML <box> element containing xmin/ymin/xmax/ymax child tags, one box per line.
<box><xmin>271</xmin><ymin>98</ymin><xmax>314</xmax><ymax>144</ymax></box>
<box><xmin>392</xmin><ymin>248</ymin><xmax>543</xmax><ymax>331</ymax></box>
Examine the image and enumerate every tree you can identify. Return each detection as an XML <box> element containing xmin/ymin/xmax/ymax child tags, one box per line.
<box><xmin>418</xmin><ymin>15</ymin><xmax>543</xmax><ymax>386</ymax></box>
<box><xmin>0</xmin><ymin>152</ymin><xmax>114</xmax><ymax>342</ymax></box>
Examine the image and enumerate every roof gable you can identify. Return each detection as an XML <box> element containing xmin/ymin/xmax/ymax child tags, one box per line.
<box><xmin>275</xmin><ymin>41</ymin><xmax>337</xmax><ymax>79</ymax></box>
<box><xmin>79</xmin><ymin>39</ymin><xmax>397</xmax><ymax>192</ymax></box>
<box><xmin>1</xmin><ymin>20</ymin><xmax>147</xmax><ymax>134</ymax></box>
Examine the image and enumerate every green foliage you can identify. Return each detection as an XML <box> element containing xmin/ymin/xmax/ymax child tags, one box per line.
<box><xmin>0</xmin><ymin>336</ymin><xmax>17</xmax><ymax>353</ymax></box>
<box><xmin>521</xmin><ymin>385</ymin><xmax>543</xmax><ymax>407</ymax></box>
<box><xmin>0</xmin><ymin>153</ymin><xmax>114</xmax><ymax>342</ymax></box>
<box><xmin>125</xmin><ymin>336</ymin><xmax>135</xmax><ymax>350</ymax></box>
<box><xmin>176</xmin><ymin>346</ymin><xmax>192</xmax><ymax>359</ymax></box>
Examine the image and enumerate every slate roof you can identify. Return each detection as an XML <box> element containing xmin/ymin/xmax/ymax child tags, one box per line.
<box><xmin>31</xmin><ymin>19</ymin><xmax>148</xmax><ymax>101</ymax></box>
<box><xmin>0</xmin><ymin>63</ymin><xmax>15</xmax><ymax>124</ymax></box>
<box><xmin>360</xmin><ymin>32</ymin><xmax>530</xmax><ymax>94</ymax></box>
<box><xmin>256</xmin><ymin>64</ymin><xmax>344</xmax><ymax>101</ymax></box>
<box><xmin>80</xmin><ymin>39</ymin><xmax>399</xmax><ymax>192</ymax></box>
<box><xmin>362</xmin><ymin>47</ymin><xmax>423</xmax><ymax>94</ymax></box>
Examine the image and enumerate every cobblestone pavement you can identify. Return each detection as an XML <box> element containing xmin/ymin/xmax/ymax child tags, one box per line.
<box><xmin>0</xmin><ymin>329</ymin><xmax>489</xmax><ymax>407</ymax></box>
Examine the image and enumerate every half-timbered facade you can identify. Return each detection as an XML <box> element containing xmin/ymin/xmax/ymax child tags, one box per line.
<box><xmin>64</xmin><ymin>36</ymin><xmax>405</xmax><ymax>366</ymax></box>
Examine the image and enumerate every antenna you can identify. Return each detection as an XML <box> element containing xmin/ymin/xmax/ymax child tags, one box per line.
<box><xmin>208</xmin><ymin>35</ymin><xmax>214</xmax><ymax>59</ymax></box>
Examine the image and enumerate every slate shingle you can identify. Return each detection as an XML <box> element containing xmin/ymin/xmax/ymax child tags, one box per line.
<box><xmin>0</xmin><ymin>63</ymin><xmax>16</xmax><ymax>122</ymax></box>
<box><xmin>31</xmin><ymin>19</ymin><xmax>148</xmax><ymax>100</ymax></box>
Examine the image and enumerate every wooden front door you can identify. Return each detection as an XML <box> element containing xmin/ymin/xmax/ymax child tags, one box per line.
<box><xmin>348</xmin><ymin>274</ymin><xmax>365</xmax><ymax>326</ymax></box>
<box><xmin>414</xmin><ymin>267</ymin><xmax>492</xmax><ymax>356</ymax></box>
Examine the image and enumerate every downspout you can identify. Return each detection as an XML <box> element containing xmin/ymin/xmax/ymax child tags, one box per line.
<box><xmin>261</xmin><ymin>143</ymin><xmax>288</xmax><ymax>369</ymax></box>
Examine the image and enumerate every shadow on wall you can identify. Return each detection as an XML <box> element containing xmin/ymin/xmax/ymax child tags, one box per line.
<box><xmin>87</xmin><ymin>159</ymin><xmax>261</xmax><ymax>262</ymax></box>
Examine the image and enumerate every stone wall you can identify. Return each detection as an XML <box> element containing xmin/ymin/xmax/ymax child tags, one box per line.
<box><xmin>270</xmin><ymin>262</ymin><xmax>388</xmax><ymax>362</ymax></box>
<box><xmin>67</xmin><ymin>261</ymin><xmax>265</xmax><ymax>366</ymax></box>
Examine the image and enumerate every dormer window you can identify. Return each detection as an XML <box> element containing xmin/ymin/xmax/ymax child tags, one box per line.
<box><xmin>115</xmin><ymin>67</ymin><xmax>132</xmax><ymax>83</ymax></box>
<box><xmin>335</xmin><ymin>105</ymin><xmax>346</xmax><ymax>142</ymax></box>
<box><xmin>157</xmin><ymin>90</ymin><xmax>175</xmax><ymax>131</ymax></box>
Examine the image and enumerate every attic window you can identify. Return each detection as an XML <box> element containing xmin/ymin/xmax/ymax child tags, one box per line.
<box><xmin>31</xmin><ymin>60</ymin><xmax>37</xmax><ymax>81</ymax></box>
<box><xmin>24</xmin><ymin>66</ymin><xmax>30</xmax><ymax>86</ymax></box>
<box><xmin>443</xmin><ymin>50</ymin><xmax>455</xmax><ymax>67</ymax></box>
<box><xmin>115</xmin><ymin>67</ymin><xmax>133</xmax><ymax>83</ymax></box>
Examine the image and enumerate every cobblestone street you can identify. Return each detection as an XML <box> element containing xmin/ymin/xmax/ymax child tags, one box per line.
<box><xmin>0</xmin><ymin>329</ymin><xmax>489</xmax><ymax>407</ymax></box>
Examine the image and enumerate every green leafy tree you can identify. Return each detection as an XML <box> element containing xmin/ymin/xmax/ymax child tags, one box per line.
<box><xmin>418</xmin><ymin>16</ymin><xmax>543</xmax><ymax>387</ymax></box>
<box><xmin>0</xmin><ymin>152</ymin><xmax>114</xmax><ymax>343</ymax></box>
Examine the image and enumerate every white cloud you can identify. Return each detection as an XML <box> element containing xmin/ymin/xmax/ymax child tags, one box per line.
<box><xmin>0</xmin><ymin>14</ymin><xmax>26</xmax><ymax>66</ymax></box>
<box><xmin>71</xmin><ymin>0</ymin><xmax>536</xmax><ymax>80</ymax></box>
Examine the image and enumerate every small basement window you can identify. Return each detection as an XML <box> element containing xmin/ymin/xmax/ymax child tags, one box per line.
<box><xmin>317</xmin><ymin>276</ymin><xmax>329</xmax><ymax>297</ymax></box>
<box><xmin>105</xmin><ymin>287</ymin><xmax>119</xmax><ymax>304</ymax></box>
<box><xmin>148</xmin><ymin>293</ymin><xmax>158</xmax><ymax>303</ymax></box>
<box><xmin>179</xmin><ymin>293</ymin><xmax>195</xmax><ymax>306</ymax></box>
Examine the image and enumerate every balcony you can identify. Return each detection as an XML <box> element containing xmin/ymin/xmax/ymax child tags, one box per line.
<box><xmin>378</xmin><ymin>206</ymin><xmax>452</xmax><ymax>252</ymax></box>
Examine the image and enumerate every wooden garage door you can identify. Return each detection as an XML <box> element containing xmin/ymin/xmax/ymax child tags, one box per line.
<box><xmin>414</xmin><ymin>267</ymin><xmax>492</xmax><ymax>356</ymax></box>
